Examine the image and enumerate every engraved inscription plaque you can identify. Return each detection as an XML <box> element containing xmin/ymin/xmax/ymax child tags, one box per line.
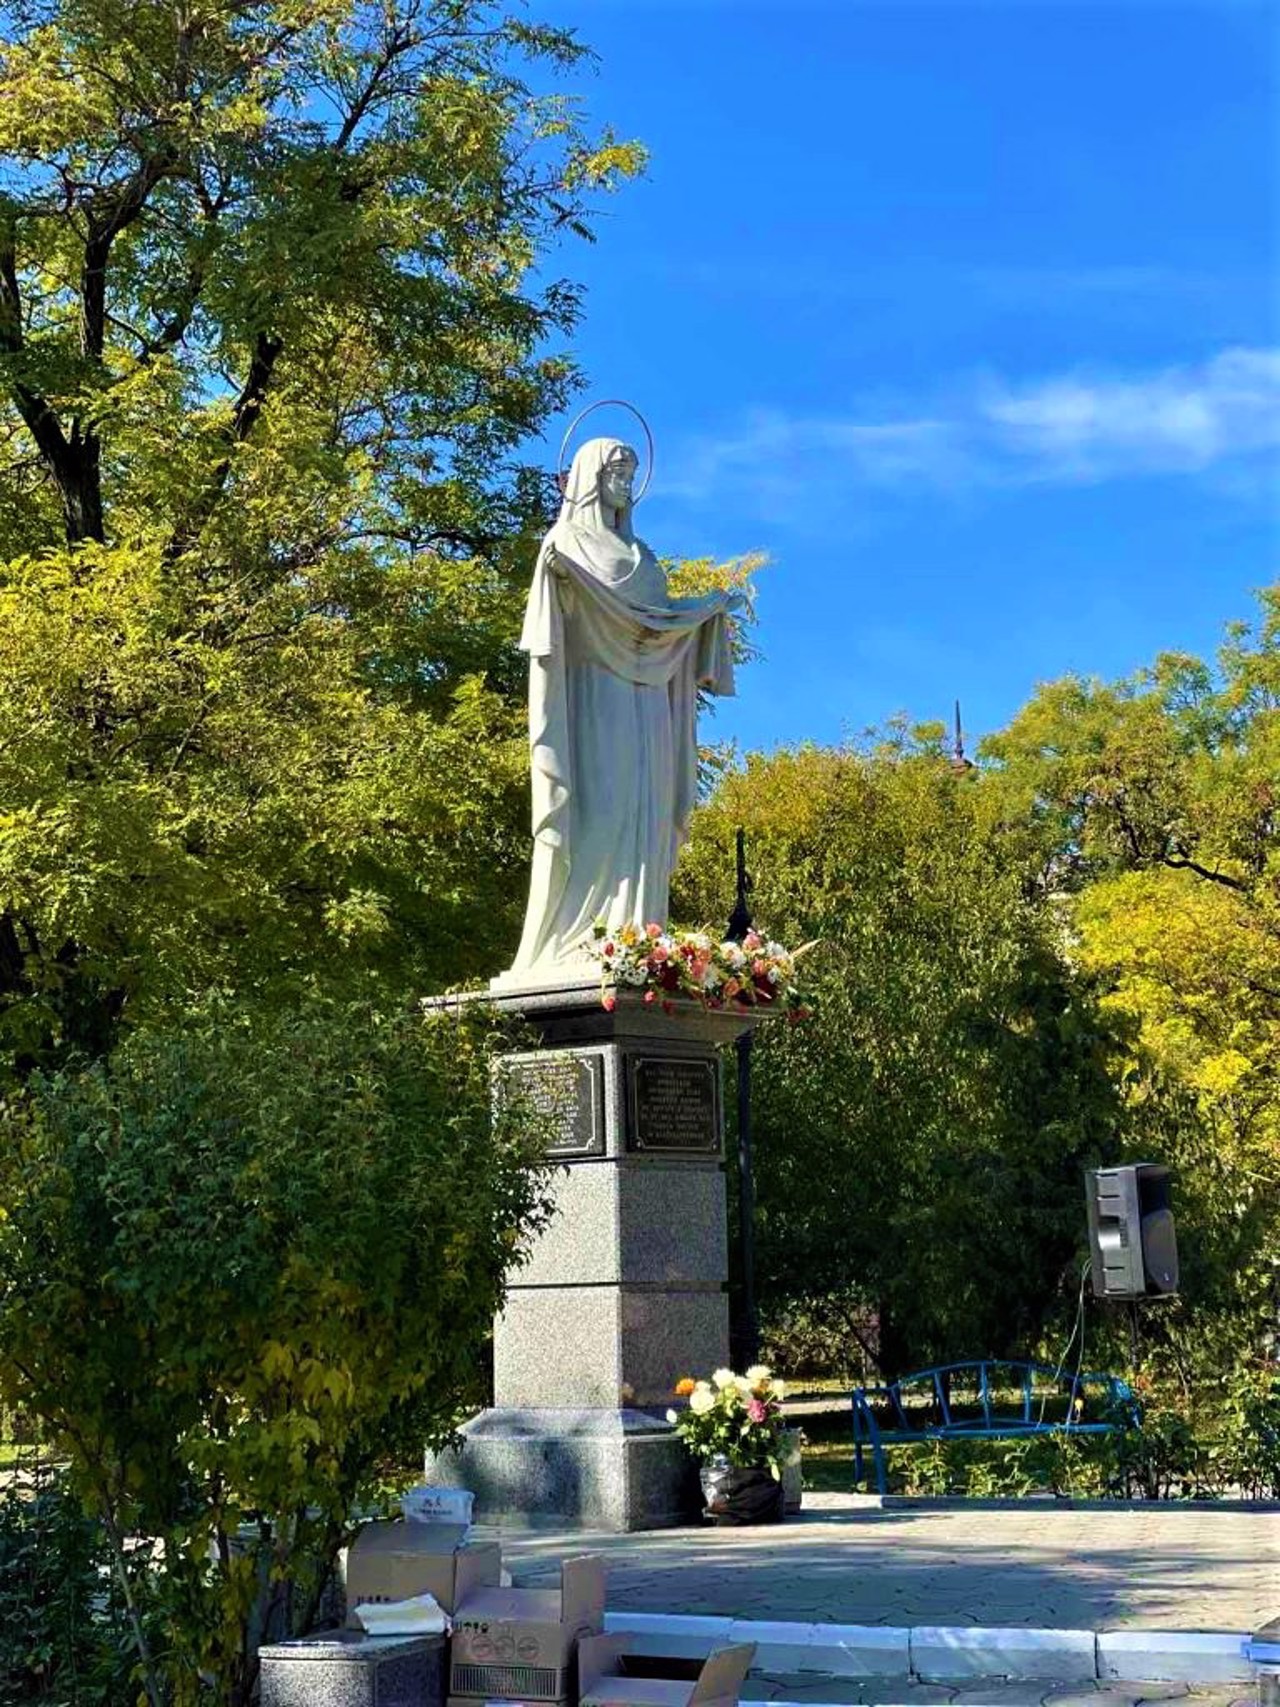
<box><xmin>499</xmin><ymin>1051</ymin><xmax>605</xmax><ymax>1158</ymax></box>
<box><xmin>628</xmin><ymin>1055</ymin><xmax>720</xmax><ymax>1154</ymax></box>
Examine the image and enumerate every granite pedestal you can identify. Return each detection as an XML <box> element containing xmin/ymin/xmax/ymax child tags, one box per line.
<box><xmin>259</xmin><ymin>1631</ymin><xmax>445</xmax><ymax>1707</ymax></box>
<box><xmin>425</xmin><ymin>978</ymin><xmax>766</xmax><ymax>1531</ymax></box>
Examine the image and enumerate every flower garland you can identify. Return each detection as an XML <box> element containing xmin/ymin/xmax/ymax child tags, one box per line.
<box><xmin>588</xmin><ymin>922</ymin><xmax>811</xmax><ymax>1018</ymax></box>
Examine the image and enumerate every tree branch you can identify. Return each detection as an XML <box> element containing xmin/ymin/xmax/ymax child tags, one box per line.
<box><xmin>1162</xmin><ymin>853</ymin><xmax>1247</xmax><ymax>893</ymax></box>
<box><xmin>80</xmin><ymin>151</ymin><xmax>176</xmax><ymax>362</ymax></box>
<box><xmin>165</xmin><ymin>331</ymin><xmax>284</xmax><ymax>561</ymax></box>
<box><xmin>332</xmin><ymin>20</ymin><xmax>421</xmax><ymax>152</ymax></box>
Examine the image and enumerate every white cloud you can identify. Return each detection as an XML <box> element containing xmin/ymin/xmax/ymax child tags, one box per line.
<box><xmin>656</xmin><ymin>347</ymin><xmax>1280</xmax><ymax>515</ymax></box>
<box><xmin>981</xmin><ymin>348</ymin><xmax>1280</xmax><ymax>478</ymax></box>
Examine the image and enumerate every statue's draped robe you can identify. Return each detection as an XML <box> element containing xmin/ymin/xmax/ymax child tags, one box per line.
<box><xmin>510</xmin><ymin>443</ymin><xmax>735</xmax><ymax>975</ymax></box>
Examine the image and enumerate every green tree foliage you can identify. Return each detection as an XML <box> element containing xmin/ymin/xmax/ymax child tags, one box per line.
<box><xmin>0</xmin><ymin>0</ymin><xmax>642</xmax><ymax>1082</ymax></box>
<box><xmin>0</xmin><ymin>992</ymin><xmax>554</xmax><ymax>1704</ymax></box>
<box><xmin>674</xmin><ymin>733</ymin><xmax>1131</xmax><ymax>1377</ymax></box>
<box><xmin>985</xmin><ymin>586</ymin><xmax>1280</xmax><ymax>1384</ymax></box>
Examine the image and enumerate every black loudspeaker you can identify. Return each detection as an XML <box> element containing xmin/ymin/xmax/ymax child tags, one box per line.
<box><xmin>1085</xmin><ymin>1164</ymin><xmax>1179</xmax><ymax>1300</ymax></box>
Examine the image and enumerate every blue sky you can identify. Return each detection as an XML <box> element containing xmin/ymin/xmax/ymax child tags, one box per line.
<box><xmin>538</xmin><ymin>0</ymin><xmax>1278</xmax><ymax>754</ymax></box>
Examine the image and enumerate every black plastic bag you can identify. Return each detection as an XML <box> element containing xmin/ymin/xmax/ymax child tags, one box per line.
<box><xmin>699</xmin><ymin>1461</ymin><xmax>785</xmax><ymax>1525</ymax></box>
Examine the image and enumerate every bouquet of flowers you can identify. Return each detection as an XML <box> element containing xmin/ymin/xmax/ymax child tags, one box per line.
<box><xmin>589</xmin><ymin>923</ymin><xmax>811</xmax><ymax>1018</ymax></box>
<box><xmin>666</xmin><ymin>1365</ymin><xmax>789</xmax><ymax>1475</ymax></box>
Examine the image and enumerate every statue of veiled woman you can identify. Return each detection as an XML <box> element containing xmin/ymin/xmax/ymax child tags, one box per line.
<box><xmin>497</xmin><ymin>436</ymin><xmax>742</xmax><ymax>983</ymax></box>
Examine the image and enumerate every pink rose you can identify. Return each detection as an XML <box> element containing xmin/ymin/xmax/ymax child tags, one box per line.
<box><xmin>651</xmin><ymin>945</ymin><xmax>669</xmax><ymax>963</ymax></box>
<box><xmin>602</xmin><ymin>993</ymin><xmax>617</xmax><ymax>1012</ymax></box>
<box><xmin>745</xmin><ymin>931</ymin><xmax>763</xmax><ymax>951</ymax></box>
<box><xmin>645</xmin><ymin>922</ymin><xmax>663</xmax><ymax>939</ymax></box>
<box><xmin>643</xmin><ymin>990</ymin><xmax>657</xmax><ymax>1005</ymax></box>
<box><xmin>746</xmin><ymin>1398</ymin><xmax>768</xmax><ymax>1425</ymax></box>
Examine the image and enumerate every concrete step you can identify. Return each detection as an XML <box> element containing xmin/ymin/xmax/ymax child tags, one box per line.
<box><xmin>740</xmin><ymin>1685</ymin><xmax>1253</xmax><ymax>1707</ymax></box>
<box><xmin>603</xmin><ymin>1614</ymin><xmax>1255</xmax><ymax>1688</ymax></box>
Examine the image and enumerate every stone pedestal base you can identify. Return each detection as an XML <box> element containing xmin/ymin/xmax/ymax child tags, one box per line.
<box><xmin>423</xmin><ymin>979</ymin><xmax>769</xmax><ymax>1532</ymax></box>
<box><xmin>425</xmin><ymin>1408</ymin><xmax>700</xmax><ymax>1532</ymax></box>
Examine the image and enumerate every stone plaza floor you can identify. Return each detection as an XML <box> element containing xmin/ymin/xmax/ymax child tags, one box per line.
<box><xmin>489</xmin><ymin>1494</ymin><xmax>1280</xmax><ymax>1632</ymax></box>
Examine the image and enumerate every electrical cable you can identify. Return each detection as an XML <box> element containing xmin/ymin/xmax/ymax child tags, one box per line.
<box><xmin>1038</xmin><ymin>1259</ymin><xmax>1091</xmax><ymax>1427</ymax></box>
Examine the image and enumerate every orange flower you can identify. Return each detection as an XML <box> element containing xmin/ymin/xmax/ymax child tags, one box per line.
<box><xmin>675</xmin><ymin>1377</ymin><xmax>696</xmax><ymax>1397</ymax></box>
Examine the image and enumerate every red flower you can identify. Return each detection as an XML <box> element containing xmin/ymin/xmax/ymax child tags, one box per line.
<box><xmin>603</xmin><ymin>942</ymin><xmax>615</xmax><ymax>958</ymax></box>
<box><xmin>662</xmin><ymin>1000</ymin><xmax>675</xmax><ymax>1015</ymax></box>
<box><xmin>602</xmin><ymin>993</ymin><xmax>617</xmax><ymax>1012</ymax></box>
<box><xmin>643</xmin><ymin>989</ymin><xmax>657</xmax><ymax>1005</ymax></box>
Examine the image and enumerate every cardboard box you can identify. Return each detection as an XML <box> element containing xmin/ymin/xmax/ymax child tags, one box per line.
<box><xmin>402</xmin><ymin>1486</ymin><xmax>476</xmax><ymax>1528</ymax></box>
<box><xmin>577</xmin><ymin>1637</ymin><xmax>755</xmax><ymax>1707</ymax></box>
<box><xmin>345</xmin><ymin>1520</ymin><xmax>502</xmax><ymax>1624</ymax></box>
<box><xmin>450</xmin><ymin>1554</ymin><xmax>606</xmax><ymax>1704</ymax></box>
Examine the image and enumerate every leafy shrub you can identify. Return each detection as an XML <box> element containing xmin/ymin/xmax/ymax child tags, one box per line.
<box><xmin>0</xmin><ymin>991</ymin><xmax>555</xmax><ymax>1706</ymax></box>
<box><xmin>874</xmin><ymin>1366</ymin><xmax>1279</xmax><ymax>1500</ymax></box>
<box><xmin>0</xmin><ymin>1459</ymin><xmax>138</xmax><ymax>1705</ymax></box>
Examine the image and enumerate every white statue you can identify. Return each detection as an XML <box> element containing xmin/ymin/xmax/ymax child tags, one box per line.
<box><xmin>498</xmin><ymin>435</ymin><xmax>741</xmax><ymax>983</ymax></box>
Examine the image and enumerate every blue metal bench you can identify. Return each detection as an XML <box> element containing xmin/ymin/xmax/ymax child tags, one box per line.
<box><xmin>851</xmin><ymin>1359</ymin><xmax>1139</xmax><ymax>1495</ymax></box>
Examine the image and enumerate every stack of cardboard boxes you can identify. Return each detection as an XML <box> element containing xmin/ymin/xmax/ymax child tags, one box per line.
<box><xmin>341</xmin><ymin>1513</ymin><xmax>753</xmax><ymax>1707</ymax></box>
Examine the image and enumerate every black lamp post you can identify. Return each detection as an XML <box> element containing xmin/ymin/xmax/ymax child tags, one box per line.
<box><xmin>727</xmin><ymin>827</ymin><xmax>760</xmax><ymax>1368</ymax></box>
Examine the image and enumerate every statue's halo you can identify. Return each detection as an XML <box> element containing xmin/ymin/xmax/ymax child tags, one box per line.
<box><xmin>557</xmin><ymin>399</ymin><xmax>654</xmax><ymax>504</ymax></box>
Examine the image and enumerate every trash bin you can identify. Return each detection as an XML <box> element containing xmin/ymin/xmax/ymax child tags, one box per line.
<box><xmin>259</xmin><ymin>1629</ymin><xmax>446</xmax><ymax>1707</ymax></box>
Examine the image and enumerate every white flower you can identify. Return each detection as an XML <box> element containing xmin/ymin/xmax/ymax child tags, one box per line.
<box><xmin>665</xmin><ymin>1408</ymin><xmax>679</xmax><ymax>1424</ymax></box>
<box><xmin>767</xmin><ymin>967</ymin><xmax>779</xmax><ymax>984</ymax></box>
<box><xmin>719</xmin><ymin>942</ymin><xmax>746</xmax><ymax>968</ymax></box>
<box><xmin>704</xmin><ymin>965</ymin><xmax>724</xmax><ymax>987</ymax></box>
<box><xmin>745</xmin><ymin>1364</ymin><xmax>771</xmax><ymax>1384</ymax></box>
<box><xmin>712</xmin><ymin>1367</ymin><xmax>737</xmax><ymax>1390</ymax></box>
<box><xmin>691</xmin><ymin>932</ymin><xmax>712</xmax><ymax>952</ymax></box>
<box><xmin>772</xmin><ymin>1378</ymin><xmax>788</xmax><ymax>1401</ymax></box>
<box><xmin>623</xmin><ymin>965</ymin><xmax>648</xmax><ymax>985</ymax></box>
<box><xmin>688</xmin><ymin>1384</ymin><xmax>715</xmax><ymax>1415</ymax></box>
<box><xmin>733</xmin><ymin>1376</ymin><xmax>753</xmax><ymax>1396</ymax></box>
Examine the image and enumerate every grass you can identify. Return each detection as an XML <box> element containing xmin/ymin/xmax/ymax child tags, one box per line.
<box><xmin>792</xmin><ymin>1405</ymin><xmax>861</xmax><ymax>1494</ymax></box>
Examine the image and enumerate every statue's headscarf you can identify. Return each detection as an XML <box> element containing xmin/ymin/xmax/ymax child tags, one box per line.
<box><xmin>549</xmin><ymin>436</ymin><xmax>645</xmax><ymax>588</ymax></box>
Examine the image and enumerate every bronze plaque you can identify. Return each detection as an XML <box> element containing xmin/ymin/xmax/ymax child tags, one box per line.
<box><xmin>499</xmin><ymin>1051</ymin><xmax>605</xmax><ymax>1158</ymax></box>
<box><xmin>628</xmin><ymin>1055</ymin><xmax>720</xmax><ymax>1154</ymax></box>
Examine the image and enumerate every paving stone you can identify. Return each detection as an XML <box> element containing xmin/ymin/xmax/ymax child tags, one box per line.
<box><xmin>484</xmin><ymin>1501</ymin><xmax>1280</xmax><ymax>1631</ymax></box>
<box><xmin>1042</xmin><ymin>1690</ymin><xmax>1142</xmax><ymax>1707</ymax></box>
<box><xmin>950</xmin><ymin>1685</ymin><xmax>1063</xmax><ymax>1706</ymax></box>
<box><xmin>855</xmin><ymin>1685</ymin><xmax>958</xmax><ymax>1705</ymax></box>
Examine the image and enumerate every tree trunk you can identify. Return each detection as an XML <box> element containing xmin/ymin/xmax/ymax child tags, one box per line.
<box><xmin>876</xmin><ymin>1300</ymin><xmax>913</xmax><ymax>1382</ymax></box>
<box><xmin>60</xmin><ymin>433</ymin><xmax>105</xmax><ymax>544</ymax></box>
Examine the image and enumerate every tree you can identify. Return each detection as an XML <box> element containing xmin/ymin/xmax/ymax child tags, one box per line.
<box><xmin>0</xmin><ymin>0</ymin><xmax>642</xmax><ymax>1082</ymax></box>
<box><xmin>984</xmin><ymin>586</ymin><xmax>1280</xmax><ymax>1384</ymax></box>
<box><xmin>0</xmin><ymin>991</ymin><xmax>554</xmax><ymax>1705</ymax></box>
<box><xmin>674</xmin><ymin>733</ymin><xmax>1131</xmax><ymax>1377</ymax></box>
